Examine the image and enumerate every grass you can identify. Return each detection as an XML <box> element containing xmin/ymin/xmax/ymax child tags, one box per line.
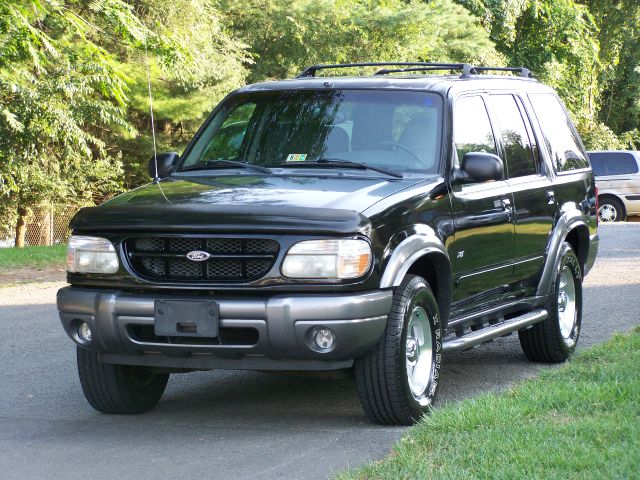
<box><xmin>339</xmin><ymin>328</ymin><xmax>640</xmax><ymax>480</ymax></box>
<box><xmin>0</xmin><ymin>244</ymin><xmax>67</xmax><ymax>269</ymax></box>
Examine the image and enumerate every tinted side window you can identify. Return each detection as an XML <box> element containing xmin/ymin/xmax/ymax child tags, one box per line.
<box><xmin>588</xmin><ymin>152</ymin><xmax>639</xmax><ymax>176</ymax></box>
<box><xmin>490</xmin><ymin>95</ymin><xmax>536</xmax><ymax>177</ymax></box>
<box><xmin>454</xmin><ymin>96</ymin><xmax>496</xmax><ymax>163</ymax></box>
<box><xmin>529</xmin><ymin>93</ymin><xmax>589</xmax><ymax>172</ymax></box>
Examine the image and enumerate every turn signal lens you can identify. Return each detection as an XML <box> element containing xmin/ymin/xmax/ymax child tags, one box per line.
<box><xmin>281</xmin><ymin>239</ymin><xmax>372</xmax><ymax>279</ymax></box>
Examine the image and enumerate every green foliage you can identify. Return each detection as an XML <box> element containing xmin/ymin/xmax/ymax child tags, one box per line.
<box><xmin>1</xmin><ymin>0</ymin><xmax>640</xmax><ymax>239</ymax></box>
<box><xmin>454</xmin><ymin>0</ymin><xmax>640</xmax><ymax>148</ymax></box>
<box><xmin>0</xmin><ymin>244</ymin><xmax>66</xmax><ymax>269</ymax></box>
<box><xmin>339</xmin><ymin>328</ymin><xmax>640</xmax><ymax>480</ymax></box>
<box><xmin>0</xmin><ymin>0</ymin><xmax>249</xmax><ymax>237</ymax></box>
<box><xmin>0</xmin><ymin>0</ymin><xmax>143</xmax><ymax>229</ymax></box>
<box><xmin>223</xmin><ymin>0</ymin><xmax>503</xmax><ymax>82</ymax></box>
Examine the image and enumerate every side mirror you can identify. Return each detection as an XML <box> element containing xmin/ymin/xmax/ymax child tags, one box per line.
<box><xmin>458</xmin><ymin>152</ymin><xmax>504</xmax><ymax>183</ymax></box>
<box><xmin>148</xmin><ymin>152</ymin><xmax>180</xmax><ymax>179</ymax></box>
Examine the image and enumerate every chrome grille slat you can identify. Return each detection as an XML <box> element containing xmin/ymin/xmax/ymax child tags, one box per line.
<box><xmin>126</xmin><ymin>237</ymin><xmax>279</xmax><ymax>282</ymax></box>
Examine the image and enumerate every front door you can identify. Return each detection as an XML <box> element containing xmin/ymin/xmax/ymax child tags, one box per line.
<box><xmin>449</xmin><ymin>95</ymin><xmax>515</xmax><ymax>305</ymax></box>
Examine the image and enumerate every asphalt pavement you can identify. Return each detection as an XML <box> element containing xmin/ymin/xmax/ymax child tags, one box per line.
<box><xmin>1</xmin><ymin>224</ymin><xmax>638</xmax><ymax>480</ymax></box>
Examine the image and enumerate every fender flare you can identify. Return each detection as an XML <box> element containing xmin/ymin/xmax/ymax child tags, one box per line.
<box><xmin>536</xmin><ymin>206</ymin><xmax>589</xmax><ymax>297</ymax></box>
<box><xmin>380</xmin><ymin>226</ymin><xmax>452</xmax><ymax>326</ymax></box>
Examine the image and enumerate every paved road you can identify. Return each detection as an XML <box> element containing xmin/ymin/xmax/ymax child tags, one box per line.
<box><xmin>1</xmin><ymin>224</ymin><xmax>638</xmax><ymax>480</ymax></box>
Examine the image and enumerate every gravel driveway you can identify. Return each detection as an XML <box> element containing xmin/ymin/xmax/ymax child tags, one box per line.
<box><xmin>1</xmin><ymin>224</ymin><xmax>638</xmax><ymax>480</ymax></box>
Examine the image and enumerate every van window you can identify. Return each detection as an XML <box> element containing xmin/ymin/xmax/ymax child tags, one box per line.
<box><xmin>490</xmin><ymin>95</ymin><xmax>537</xmax><ymax>177</ymax></box>
<box><xmin>529</xmin><ymin>93</ymin><xmax>589</xmax><ymax>172</ymax></box>
<box><xmin>589</xmin><ymin>152</ymin><xmax>639</xmax><ymax>176</ymax></box>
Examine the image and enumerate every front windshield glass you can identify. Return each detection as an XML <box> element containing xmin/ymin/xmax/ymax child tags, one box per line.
<box><xmin>179</xmin><ymin>89</ymin><xmax>443</xmax><ymax>175</ymax></box>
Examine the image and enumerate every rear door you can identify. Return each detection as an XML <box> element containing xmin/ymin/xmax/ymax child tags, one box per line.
<box><xmin>487</xmin><ymin>93</ymin><xmax>555</xmax><ymax>288</ymax></box>
<box><xmin>449</xmin><ymin>94</ymin><xmax>515</xmax><ymax>304</ymax></box>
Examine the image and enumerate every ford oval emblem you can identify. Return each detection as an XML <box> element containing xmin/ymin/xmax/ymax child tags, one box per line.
<box><xmin>186</xmin><ymin>250</ymin><xmax>211</xmax><ymax>262</ymax></box>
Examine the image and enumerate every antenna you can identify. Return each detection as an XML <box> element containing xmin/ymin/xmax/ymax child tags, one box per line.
<box><xmin>144</xmin><ymin>36</ymin><xmax>159</xmax><ymax>183</ymax></box>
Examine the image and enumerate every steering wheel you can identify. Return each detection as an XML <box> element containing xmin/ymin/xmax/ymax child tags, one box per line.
<box><xmin>371</xmin><ymin>141</ymin><xmax>425</xmax><ymax>167</ymax></box>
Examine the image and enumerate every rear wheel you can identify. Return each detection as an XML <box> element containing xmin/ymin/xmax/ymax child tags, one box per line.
<box><xmin>77</xmin><ymin>347</ymin><xmax>169</xmax><ymax>414</ymax></box>
<box><xmin>598</xmin><ymin>197</ymin><xmax>625</xmax><ymax>222</ymax></box>
<box><xmin>354</xmin><ymin>275</ymin><xmax>442</xmax><ymax>425</ymax></box>
<box><xmin>519</xmin><ymin>242</ymin><xmax>582</xmax><ymax>362</ymax></box>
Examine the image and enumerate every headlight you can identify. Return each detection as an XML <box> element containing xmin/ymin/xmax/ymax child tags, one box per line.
<box><xmin>66</xmin><ymin>236</ymin><xmax>119</xmax><ymax>274</ymax></box>
<box><xmin>281</xmin><ymin>239</ymin><xmax>372</xmax><ymax>279</ymax></box>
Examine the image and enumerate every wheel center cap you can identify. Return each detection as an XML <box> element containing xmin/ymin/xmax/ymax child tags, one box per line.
<box><xmin>558</xmin><ymin>291</ymin><xmax>568</xmax><ymax>312</ymax></box>
<box><xmin>406</xmin><ymin>337</ymin><xmax>419</xmax><ymax>363</ymax></box>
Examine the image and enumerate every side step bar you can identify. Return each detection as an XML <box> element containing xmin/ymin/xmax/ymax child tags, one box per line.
<box><xmin>443</xmin><ymin>309</ymin><xmax>548</xmax><ymax>353</ymax></box>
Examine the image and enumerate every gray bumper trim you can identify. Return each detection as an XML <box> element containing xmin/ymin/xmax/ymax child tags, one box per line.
<box><xmin>57</xmin><ymin>287</ymin><xmax>392</xmax><ymax>368</ymax></box>
<box><xmin>585</xmin><ymin>233</ymin><xmax>599</xmax><ymax>275</ymax></box>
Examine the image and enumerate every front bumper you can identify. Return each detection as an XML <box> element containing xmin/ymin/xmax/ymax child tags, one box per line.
<box><xmin>57</xmin><ymin>287</ymin><xmax>392</xmax><ymax>371</ymax></box>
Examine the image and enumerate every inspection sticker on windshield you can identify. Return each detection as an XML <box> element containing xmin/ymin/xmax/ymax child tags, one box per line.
<box><xmin>286</xmin><ymin>153</ymin><xmax>307</xmax><ymax>162</ymax></box>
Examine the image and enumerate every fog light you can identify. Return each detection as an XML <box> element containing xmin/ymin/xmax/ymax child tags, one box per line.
<box><xmin>314</xmin><ymin>328</ymin><xmax>335</xmax><ymax>350</ymax></box>
<box><xmin>78</xmin><ymin>322</ymin><xmax>92</xmax><ymax>343</ymax></box>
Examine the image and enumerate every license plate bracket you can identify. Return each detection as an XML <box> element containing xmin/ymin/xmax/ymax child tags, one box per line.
<box><xmin>154</xmin><ymin>300</ymin><xmax>219</xmax><ymax>337</ymax></box>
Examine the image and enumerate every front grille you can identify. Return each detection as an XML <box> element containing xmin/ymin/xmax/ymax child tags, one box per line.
<box><xmin>125</xmin><ymin>237</ymin><xmax>280</xmax><ymax>282</ymax></box>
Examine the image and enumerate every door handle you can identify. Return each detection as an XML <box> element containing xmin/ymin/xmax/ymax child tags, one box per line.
<box><xmin>500</xmin><ymin>197</ymin><xmax>513</xmax><ymax>221</ymax></box>
<box><xmin>546</xmin><ymin>190</ymin><xmax>556</xmax><ymax>205</ymax></box>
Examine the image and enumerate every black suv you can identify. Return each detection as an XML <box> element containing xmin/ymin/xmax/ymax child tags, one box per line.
<box><xmin>58</xmin><ymin>62</ymin><xmax>599</xmax><ymax>425</ymax></box>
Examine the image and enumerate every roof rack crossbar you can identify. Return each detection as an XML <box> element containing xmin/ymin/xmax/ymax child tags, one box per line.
<box><xmin>296</xmin><ymin>62</ymin><xmax>533</xmax><ymax>78</ymax></box>
<box><xmin>296</xmin><ymin>62</ymin><xmax>475</xmax><ymax>78</ymax></box>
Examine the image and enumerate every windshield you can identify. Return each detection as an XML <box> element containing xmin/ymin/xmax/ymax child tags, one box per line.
<box><xmin>179</xmin><ymin>89</ymin><xmax>443</xmax><ymax>175</ymax></box>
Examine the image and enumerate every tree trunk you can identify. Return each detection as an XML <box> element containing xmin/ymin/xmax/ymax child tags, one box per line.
<box><xmin>14</xmin><ymin>206</ymin><xmax>29</xmax><ymax>248</ymax></box>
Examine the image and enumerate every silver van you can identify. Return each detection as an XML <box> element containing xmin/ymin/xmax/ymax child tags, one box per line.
<box><xmin>588</xmin><ymin>150</ymin><xmax>640</xmax><ymax>222</ymax></box>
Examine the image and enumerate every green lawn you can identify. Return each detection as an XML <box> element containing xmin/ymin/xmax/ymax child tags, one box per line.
<box><xmin>339</xmin><ymin>328</ymin><xmax>640</xmax><ymax>480</ymax></box>
<box><xmin>0</xmin><ymin>244</ymin><xmax>67</xmax><ymax>269</ymax></box>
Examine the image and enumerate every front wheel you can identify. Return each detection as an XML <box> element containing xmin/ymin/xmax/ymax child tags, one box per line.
<box><xmin>519</xmin><ymin>242</ymin><xmax>583</xmax><ymax>362</ymax></box>
<box><xmin>354</xmin><ymin>275</ymin><xmax>442</xmax><ymax>425</ymax></box>
<box><xmin>77</xmin><ymin>347</ymin><xmax>169</xmax><ymax>414</ymax></box>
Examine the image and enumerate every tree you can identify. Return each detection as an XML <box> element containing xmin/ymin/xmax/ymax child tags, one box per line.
<box><xmin>0</xmin><ymin>1</ymin><xmax>248</xmax><ymax>245</ymax></box>
<box><xmin>222</xmin><ymin>0</ymin><xmax>503</xmax><ymax>83</ymax></box>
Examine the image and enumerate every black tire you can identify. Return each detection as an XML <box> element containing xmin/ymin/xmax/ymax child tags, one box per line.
<box><xmin>519</xmin><ymin>242</ymin><xmax>582</xmax><ymax>362</ymax></box>
<box><xmin>598</xmin><ymin>197</ymin><xmax>625</xmax><ymax>222</ymax></box>
<box><xmin>354</xmin><ymin>275</ymin><xmax>443</xmax><ymax>425</ymax></box>
<box><xmin>77</xmin><ymin>347</ymin><xmax>169</xmax><ymax>414</ymax></box>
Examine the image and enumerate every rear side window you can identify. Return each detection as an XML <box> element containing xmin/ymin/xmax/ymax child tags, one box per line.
<box><xmin>589</xmin><ymin>152</ymin><xmax>639</xmax><ymax>176</ymax></box>
<box><xmin>529</xmin><ymin>93</ymin><xmax>589</xmax><ymax>172</ymax></box>
<box><xmin>454</xmin><ymin>96</ymin><xmax>497</xmax><ymax>163</ymax></box>
<box><xmin>490</xmin><ymin>94</ymin><xmax>537</xmax><ymax>178</ymax></box>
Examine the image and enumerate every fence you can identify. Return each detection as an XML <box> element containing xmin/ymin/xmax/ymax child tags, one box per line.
<box><xmin>1</xmin><ymin>204</ymin><xmax>86</xmax><ymax>247</ymax></box>
<box><xmin>25</xmin><ymin>204</ymin><xmax>82</xmax><ymax>246</ymax></box>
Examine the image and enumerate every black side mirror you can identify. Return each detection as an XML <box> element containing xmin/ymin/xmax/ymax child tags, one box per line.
<box><xmin>457</xmin><ymin>152</ymin><xmax>504</xmax><ymax>183</ymax></box>
<box><xmin>148</xmin><ymin>152</ymin><xmax>180</xmax><ymax>179</ymax></box>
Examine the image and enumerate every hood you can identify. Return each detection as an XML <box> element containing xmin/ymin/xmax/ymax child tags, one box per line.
<box><xmin>71</xmin><ymin>174</ymin><xmax>433</xmax><ymax>234</ymax></box>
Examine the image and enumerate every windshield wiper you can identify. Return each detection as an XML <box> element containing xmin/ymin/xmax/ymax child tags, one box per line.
<box><xmin>180</xmin><ymin>159</ymin><xmax>272</xmax><ymax>175</ymax></box>
<box><xmin>279</xmin><ymin>158</ymin><xmax>403</xmax><ymax>178</ymax></box>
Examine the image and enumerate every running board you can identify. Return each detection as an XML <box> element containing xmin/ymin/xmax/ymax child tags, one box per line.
<box><xmin>443</xmin><ymin>309</ymin><xmax>548</xmax><ymax>353</ymax></box>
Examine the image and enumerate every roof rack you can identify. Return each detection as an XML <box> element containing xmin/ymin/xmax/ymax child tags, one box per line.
<box><xmin>296</xmin><ymin>62</ymin><xmax>533</xmax><ymax>79</ymax></box>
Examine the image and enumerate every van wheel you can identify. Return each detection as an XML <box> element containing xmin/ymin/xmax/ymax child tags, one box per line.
<box><xmin>519</xmin><ymin>242</ymin><xmax>582</xmax><ymax>362</ymax></box>
<box><xmin>77</xmin><ymin>347</ymin><xmax>169</xmax><ymax>414</ymax></box>
<box><xmin>354</xmin><ymin>275</ymin><xmax>442</xmax><ymax>425</ymax></box>
<box><xmin>598</xmin><ymin>197</ymin><xmax>625</xmax><ymax>222</ymax></box>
